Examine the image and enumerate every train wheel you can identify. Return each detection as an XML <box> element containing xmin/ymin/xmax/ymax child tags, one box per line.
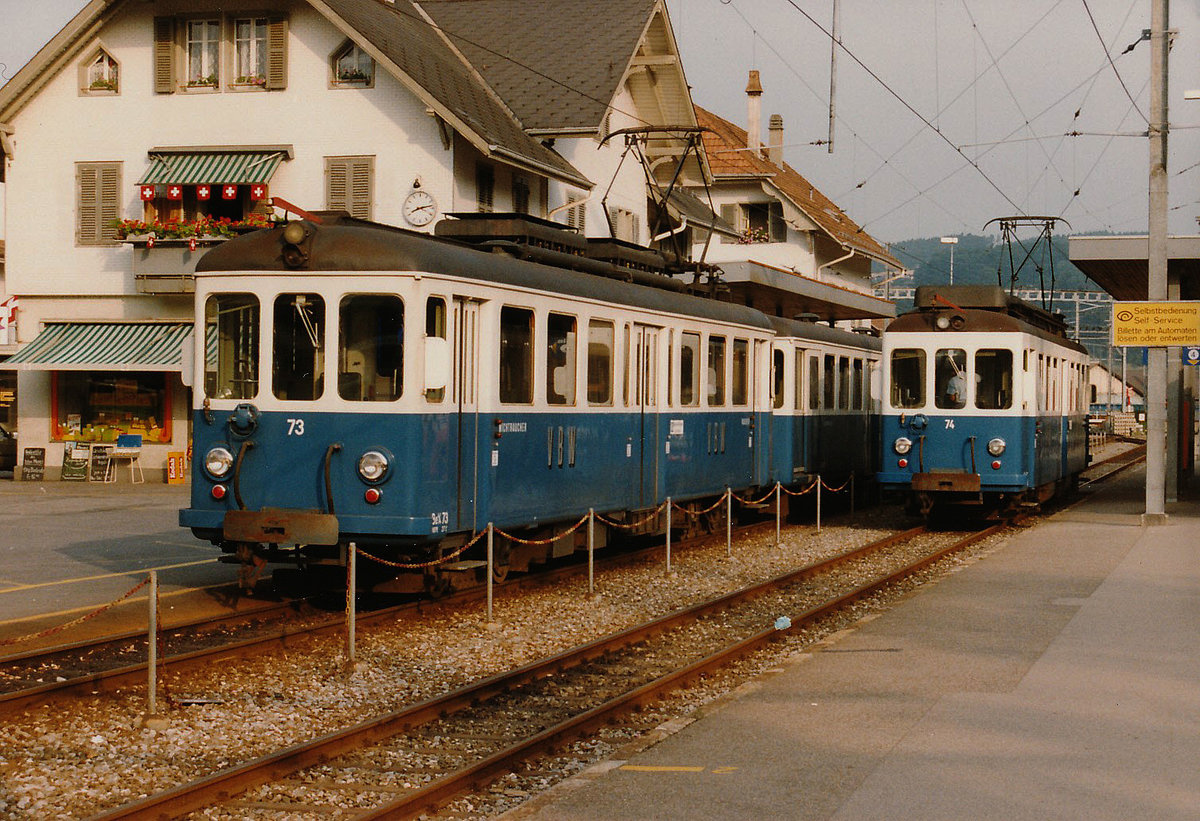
<box><xmin>491</xmin><ymin>561</ymin><xmax>510</xmax><ymax>582</ymax></box>
<box><xmin>424</xmin><ymin>572</ymin><xmax>451</xmax><ymax>599</ymax></box>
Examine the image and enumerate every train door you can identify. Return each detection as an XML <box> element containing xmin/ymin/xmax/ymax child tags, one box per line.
<box><xmin>454</xmin><ymin>299</ymin><xmax>480</xmax><ymax>531</ymax></box>
<box><xmin>634</xmin><ymin>324</ymin><xmax>660</xmax><ymax>506</ymax></box>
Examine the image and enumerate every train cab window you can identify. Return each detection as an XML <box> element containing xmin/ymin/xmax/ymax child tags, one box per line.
<box><xmin>772</xmin><ymin>349</ymin><xmax>785</xmax><ymax>410</ymax></box>
<box><xmin>546</xmin><ymin>313</ymin><xmax>577</xmax><ymax>405</ymax></box>
<box><xmin>708</xmin><ymin>335</ymin><xmax>726</xmax><ymax>406</ymax></box>
<box><xmin>338</xmin><ymin>294</ymin><xmax>404</xmax><ymax>402</ymax></box>
<box><xmin>680</xmin><ymin>332</ymin><xmax>701</xmax><ymax>406</ymax></box>
<box><xmin>500</xmin><ymin>306</ymin><xmax>534</xmax><ymax>404</ymax></box>
<box><xmin>273</xmin><ymin>293</ymin><xmax>325</xmax><ymax>401</ymax></box>
<box><xmin>837</xmin><ymin>357</ymin><xmax>850</xmax><ymax>410</ymax></box>
<box><xmin>852</xmin><ymin>359</ymin><xmax>864</xmax><ymax>411</ymax></box>
<box><xmin>732</xmin><ymin>338</ymin><xmax>749</xmax><ymax>406</ymax></box>
<box><xmin>808</xmin><ymin>354</ymin><xmax>820</xmax><ymax>410</ymax></box>
<box><xmin>934</xmin><ymin>348</ymin><xmax>968</xmax><ymax>410</ymax></box>
<box><xmin>823</xmin><ymin>355</ymin><xmax>835</xmax><ymax>409</ymax></box>
<box><xmin>974</xmin><ymin>349</ymin><xmax>1012</xmax><ymax>410</ymax></box>
<box><xmin>424</xmin><ymin>298</ymin><xmax>446</xmax><ymax>403</ymax></box>
<box><xmin>890</xmin><ymin>349</ymin><xmax>925</xmax><ymax>409</ymax></box>
<box><xmin>588</xmin><ymin>320</ymin><xmax>614</xmax><ymax>405</ymax></box>
<box><xmin>204</xmin><ymin>293</ymin><xmax>259</xmax><ymax>399</ymax></box>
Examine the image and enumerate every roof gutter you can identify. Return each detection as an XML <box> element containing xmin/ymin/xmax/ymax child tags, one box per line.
<box><xmin>816</xmin><ymin>246</ymin><xmax>855</xmax><ymax>281</ymax></box>
<box><xmin>489</xmin><ymin>144</ymin><xmax>592</xmax><ymax>190</ymax></box>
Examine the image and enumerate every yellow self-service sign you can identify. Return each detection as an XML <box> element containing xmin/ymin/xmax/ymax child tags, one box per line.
<box><xmin>1112</xmin><ymin>301</ymin><xmax>1200</xmax><ymax>346</ymax></box>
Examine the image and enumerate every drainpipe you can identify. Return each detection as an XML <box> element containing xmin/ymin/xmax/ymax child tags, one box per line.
<box><xmin>816</xmin><ymin>246</ymin><xmax>855</xmax><ymax>283</ymax></box>
<box><xmin>548</xmin><ymin>191</ymin><xmax>595</xmax><ymax>219</ymax></box>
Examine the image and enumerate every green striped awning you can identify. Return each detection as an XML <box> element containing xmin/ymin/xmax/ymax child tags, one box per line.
<box><xmin>138</xmin><ymin>148</ymin><xmax>289</xmax><ymax>186</ymax></box>
<box><xmin>1</xmin><ymin>323</ymin><xmax>192</xmax><ymax>372</ymax></box>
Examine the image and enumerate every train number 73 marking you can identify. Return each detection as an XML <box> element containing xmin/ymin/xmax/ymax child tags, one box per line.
<box><xmin>944</xmin><ymin>418</ymin><xmax>955</xmax><ymax>429</ymax></box>
<box><xmin>286</xmin><ymin>418</ymin><xmax>305</xmax><ymax>436</ymax></box>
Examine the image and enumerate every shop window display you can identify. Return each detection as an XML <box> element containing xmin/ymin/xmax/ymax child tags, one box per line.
<box><xmin>53</xmin><ymin>371</ymin><xmax>171</xmax><ymax>443</ymax></box>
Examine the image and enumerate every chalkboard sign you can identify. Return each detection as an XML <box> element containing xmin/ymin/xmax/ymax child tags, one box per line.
<box><xmin>20</xmin><ymin>447</ymin><xmax>45</xmax><ymax>482</ymax></box>
<box><xmin>89</xmin><ymin>445</ymin><xmax>112</xmax><ymax>482</ymax></box>
<box><xmin>61</xmin><ymin>442</ymin><xmax>89</xmax><ymax>481</ymax></box>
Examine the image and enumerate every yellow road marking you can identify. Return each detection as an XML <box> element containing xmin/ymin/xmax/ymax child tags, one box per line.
<box><xmin>0</xmin><ymin>578</ymin><xmax>245</xmax><ymax>629</ymax></box>
<box><xmin>619</xmin><ymin>765</ymin><xmax>706</xmax><ymax>773</ymax></box>
<box><xmin>0</xmin><ymin>558</ymin><xmax>216</xmax><ymax>595</ymax></box>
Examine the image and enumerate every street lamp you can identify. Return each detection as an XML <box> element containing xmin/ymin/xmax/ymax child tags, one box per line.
<box><xmin>940</xmin><ymin>236</ymin><xmax>958</xmax><ymax>284</ymax></box>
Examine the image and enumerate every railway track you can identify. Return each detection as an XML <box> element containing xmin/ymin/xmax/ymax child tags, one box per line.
<box><xmin>88</xmin><ymin>522</ymin><xmax>1003</xmax><ymax>820</ymax></box>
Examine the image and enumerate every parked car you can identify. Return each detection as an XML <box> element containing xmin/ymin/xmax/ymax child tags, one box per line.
<box><xmin>0</xmin><ymin>423</ymin><xmax>16</xmax><ymax>472</ymax></box>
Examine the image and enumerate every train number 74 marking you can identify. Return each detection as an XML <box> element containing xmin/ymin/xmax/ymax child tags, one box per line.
<box><xmin>944</xmin><ymin>419</ymin><xmax>955</xmax><ymax>429</ymax></box>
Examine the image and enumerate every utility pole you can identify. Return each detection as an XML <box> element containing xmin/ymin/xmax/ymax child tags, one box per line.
<box><xmin>1143</xmin><ymin>0</ymin><xmax>1169</xmax><ymax>523</ymax></box>
<box><xmin>827</xmin><ymin>0</ymin><xmax>839</xmax><ymax>153</ymax></box>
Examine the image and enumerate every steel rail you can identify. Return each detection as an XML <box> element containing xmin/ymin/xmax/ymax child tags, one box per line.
<box><xmin>87</xmin><ymin>524</ymin><xmax>936</xmax><ymax>821</ymax></box>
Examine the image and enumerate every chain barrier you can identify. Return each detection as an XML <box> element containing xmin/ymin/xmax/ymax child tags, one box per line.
<box><xmin>0</xmin><ymin>575</ymin><xmax>151</xmax><ymax>649</ymax></box>
<box><xmin>729</xmin><ymin>485</ymin><xmax>779</xmax><ymax>506</ymax></box>
<box><xmin>493</xmin><ymin>512</ymin><xmax>590</xmax><ymax>546</ymax></box>
<box><xmin>594</xmin><ymin>501</ymin><xmax>668</xmax><ymax>530</ymax></box>
<box><xmin>669</xmin><ymin>494</ymin><xmax>727</xmax><ymax>517</ymax></box>
<box><xmin>820</xmin><ymin>477</ymin><xmax>851</xmax><ymax>493</ymax></box>
<box><xmin>356</xmin><ymin>529</ymin><xmax>487</xmax><ymax>570</ymax></box>
<box><xmin>781</xmin><ymin>478</ymin><xmax>820</xmax><ymax>498</ymax></box>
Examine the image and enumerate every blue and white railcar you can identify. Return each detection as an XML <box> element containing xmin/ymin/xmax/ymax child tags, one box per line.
<box><xmin>181</xmin><ymin>214</ymin><xmax>879</xmax><ymax>591</ymax></box>
<box><xmin>877</xmin><ymin>285</ymin><xmax>1089</xmax><ymax>516</ymax></box>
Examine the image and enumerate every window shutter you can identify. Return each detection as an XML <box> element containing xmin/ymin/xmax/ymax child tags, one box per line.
<box><xmin>77</xmin><ymin>162</ymin><xmax>121</xmax><ymax>245</ymax></box>
<box><xmin>153</xmin><ymin>17</ymin><xmax>176</xmax><ymax>93</ymax></box>
<box><xmin>720</xmin><ymin>203</ymin><xmax>739</xmax><ymax>232</ymax></box>
<box><xmin>349</xmin><ymin>157</ymin><xmax>372</xmax><ymax>219</ymax></box>
<box><xmin>326</xmin><ymin>156</ymin><xmax>373</xmax><ymax>219</ymax></box>
<box><xmin>326</xmin><ymin>159</ymin><xmax>349</xmax><ymax>213</ymax></box>
<box><xmin>265</xmin><ymin>17</ymin><xmax>288</xmax><ymax>90</ymax></box>
<box><xmin>769</xmin><ymin>201</ymin><xmax>787</xmax><ymax>242</ymax></box>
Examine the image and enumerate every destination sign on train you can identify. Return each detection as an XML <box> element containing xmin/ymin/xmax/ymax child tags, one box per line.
<box><xmin>1112</xmin><ymin>301</ymin><xmax>1200</xmax><ymax>347</ymax></box>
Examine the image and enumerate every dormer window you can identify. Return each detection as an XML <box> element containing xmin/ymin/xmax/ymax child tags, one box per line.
<box><xmin>234</xmin><ymin>18</ymin><xmax>269</xmax><ymax>87</ymax></box>
<box><xmin>82</xmin><ymin>49</ymin><xmax>120</xmax><ymax>94</ymax></box>
<box><xmin>332</xmin><ymin>42</ymin><xmax>374</xmax><ymax>87</ymax></box>
<box><xmin>721</xmin><ymin>201</ymin><xmax>786</xmax><ymax>244</ymax></box>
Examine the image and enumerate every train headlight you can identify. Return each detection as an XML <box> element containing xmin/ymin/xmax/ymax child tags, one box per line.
<box><xmin>204</xmin><ymin>446</ymin><xmax>234</xmax><ymax>479</ymax></box>
<box><xmin>893</xmin><ymin>437</ymin><xmax>913</xmax><ymax>455</ymax></box>
<box><xmin>987</xmin><ymin>438</ymin><xmax>1007</xmax><ymax>456</ymax></box>
<box><xmin>357</xmin><ymin>450</ymin><xmax>390</xmax><ymax>484</ymax></box>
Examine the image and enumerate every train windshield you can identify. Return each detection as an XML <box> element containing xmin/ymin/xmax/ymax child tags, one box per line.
<box><xmin>339</xmin><ymin>294</ymin><xmax>404</xmax><ymax>402</ymax></box>
<box><xmin>204</xmin><ymin>293</ymin><xmax>259</xmax><ymax>400</ymax></box>
<box><xmin>890</xmin><ymin>349</ymin><xmax>925</xmax><ymax>409</ymax></box>
<box><xmin>273</xmin><ymin>293</ymin><xmax>325</xmax><ymax>401</ymax></box>
<box><xmin>935</xmin><ymin>349</ymin><xmax>968</xmax><ymax>409</ymax></box>
<box><xmin>974</xmin><ymin>349</ymin><xmax>1013</xmax><ymax>409</ymax></box>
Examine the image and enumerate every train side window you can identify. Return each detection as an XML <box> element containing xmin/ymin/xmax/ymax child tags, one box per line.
<box><xmin>794</xmin><ymin>349</ymin><xmax>805</xmax><ymax>410</ymax></box>
<box><xmin>587</xmin><ymin>319</ymin><xmax>614</xmax><ymax>405</ymax></box>
<box><xmin>273</xmin><ymin>293</ymin><xmax>326</xmax><ymax>401</ymax></box>
<box><xmin>808</xmin><ymin>354</ymin><xmax>820</xmax><ymax>410</ymax></box>
<box><xmin>546</xmin><ymin>312</ymin><xmax>576</xmax><ymax>405</ymax></box>
<box><xmin>837</xmin><ymin>357</ymin><xmax>850</xmax><ymax>410</ymax></box>
<box><xmin>772</xmin><ymin>348</ymin><xmax>786</xmax><ymax>409</ymax></box>
<box><xmin>823</xmin><ymin>355</ymin><xmax>835</xmax><ymax>409</ymax></box>
<box><xmin>934</xmin><ymin>348</ymin><xmax>967</xmax><ymax>409</ymax></box>
<box><xmin>974</xmin><ymin>349</ymin><xmax>1012</xmax><ymax>409</ymax></box>
<box><xmin>338</xmin><ymin>294</ymin><xmax>404</xmax><ymax>402</ymax></box>
<box><xmin>890</xmin><ymin>349</ymin><xmax>925</xmax><ymax>409</ymax></box>
<box><xmin>708</xmin><ymin>335</ymin><xmax>726</xmax><ymax>406</ymax></box>
<box><xmin>732</xmin><ymin>338</ymin><xmax>749</xmax><ymax>406</ymax></box>
<box><xmin>423</xmin><ymin>297</ymin><xmax>445</xmax><ymax>403</ymax></box>
<box><xmin>852</xmin><ymin>359</ymin><xmax>864</xmax><ymax>411</ymax></box>
<box><xmin>204</xmin><ymin>293</ymin><xmax>259</xmax><ymax>400</ymax></box>
<box><xmin>680</xmin><ymin>331</ymin><xmax>701</xmax><ymax>406</ymax></box>
<box><xmin>499</xmin><ymin>306</ymin><xmax>534</xmax><ymax>404</ymax></box>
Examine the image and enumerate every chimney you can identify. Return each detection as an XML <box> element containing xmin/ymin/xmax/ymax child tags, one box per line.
<box><xmin>746</xmin><ymin>70</ymin><xmax>763</xmax><ymax>152</ymax></box>
<box><xmin>768</xmin><ymin>114</ymin><xmax>784</xmax><ymax>165</ymax></box>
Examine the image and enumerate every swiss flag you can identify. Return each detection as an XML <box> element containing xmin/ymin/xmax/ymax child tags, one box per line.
<box><xmin>249</xmin><ymin>184</ymin><xmax>267</xmax><ymax>201</ymax></box>
<box><xmin>140</xmin><ymin>185</ymin><xmax>156</xmax><ymax>201</ymax></box>
<box><xmin>196</xmin><ymin>184</ymin><xmax>212</xmax><ymax>201</ymax></box>
<box><xmin>221</xmin><ymin>184</ymin><xmax>238</xmax><ymax>200</ymax></box>
<box><xmin>166</xmin><ymin>184</ymin><xmax>183</xmax><ymax>200</ymax></box>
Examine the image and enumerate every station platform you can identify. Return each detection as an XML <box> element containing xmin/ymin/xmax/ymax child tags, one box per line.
<box><xmin>508</xmin><ymin>463</ymin><xmax>1200</xmax><ymax>820</ymax></box>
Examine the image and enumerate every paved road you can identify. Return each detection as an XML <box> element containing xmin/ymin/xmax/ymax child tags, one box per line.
<box><xmin>0</xmin><ymin>480</ymin><xmax>248</xmax><ymax>646</ymax></box>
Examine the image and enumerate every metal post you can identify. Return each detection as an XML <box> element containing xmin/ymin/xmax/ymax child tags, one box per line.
<box><xmin>486</xmin><ymin>523</ymin><xmax>494</xmax><ymax>624</ymax></box>
<box><xmin>726</xmin><ymin>488</ymin><xmax>732</xmax><ymax>557</ymax></box>
<box><xmin>775</xmin><ymin>482</ymin><xmax>781</xmax><ymax>548</ymax></box>
<box><xmin>1144</xmin><ymin>0</ymin><xmax>1169</xmax><ymax>522</ymax></box>
<box><xmin>346</xmin><ymin>542</ymin><xmax>356</xmax><ymax>665</ymax></box>
<box><xmin>665</xmin><ymin>498</ymin><xmax>672</xmax><ymax>575</ymax></box>
<box><xmin>850</xmin><ymin>472</ymin><xmax>856</xmax><ymax>517</ymax></box>
<box><xmin>147</xmin><ymin>570</ymin><xmax>157</xmax><ymax>717</ymax></box>
<box><xmin>587</xmin><ymin>508</ymin><xmax>595</xmax><ymax>596</ymax></box>
<box><xmin>817</xmin><ymin>475</ymin><xmax>822</xmax><ymax>533</ymax></box>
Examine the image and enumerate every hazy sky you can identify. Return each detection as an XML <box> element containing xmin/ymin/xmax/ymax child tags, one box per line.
<box><xmin>2</xmin><ymin>0</ymin><xmax>1198</xmax><ymax>246</ymax></box>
